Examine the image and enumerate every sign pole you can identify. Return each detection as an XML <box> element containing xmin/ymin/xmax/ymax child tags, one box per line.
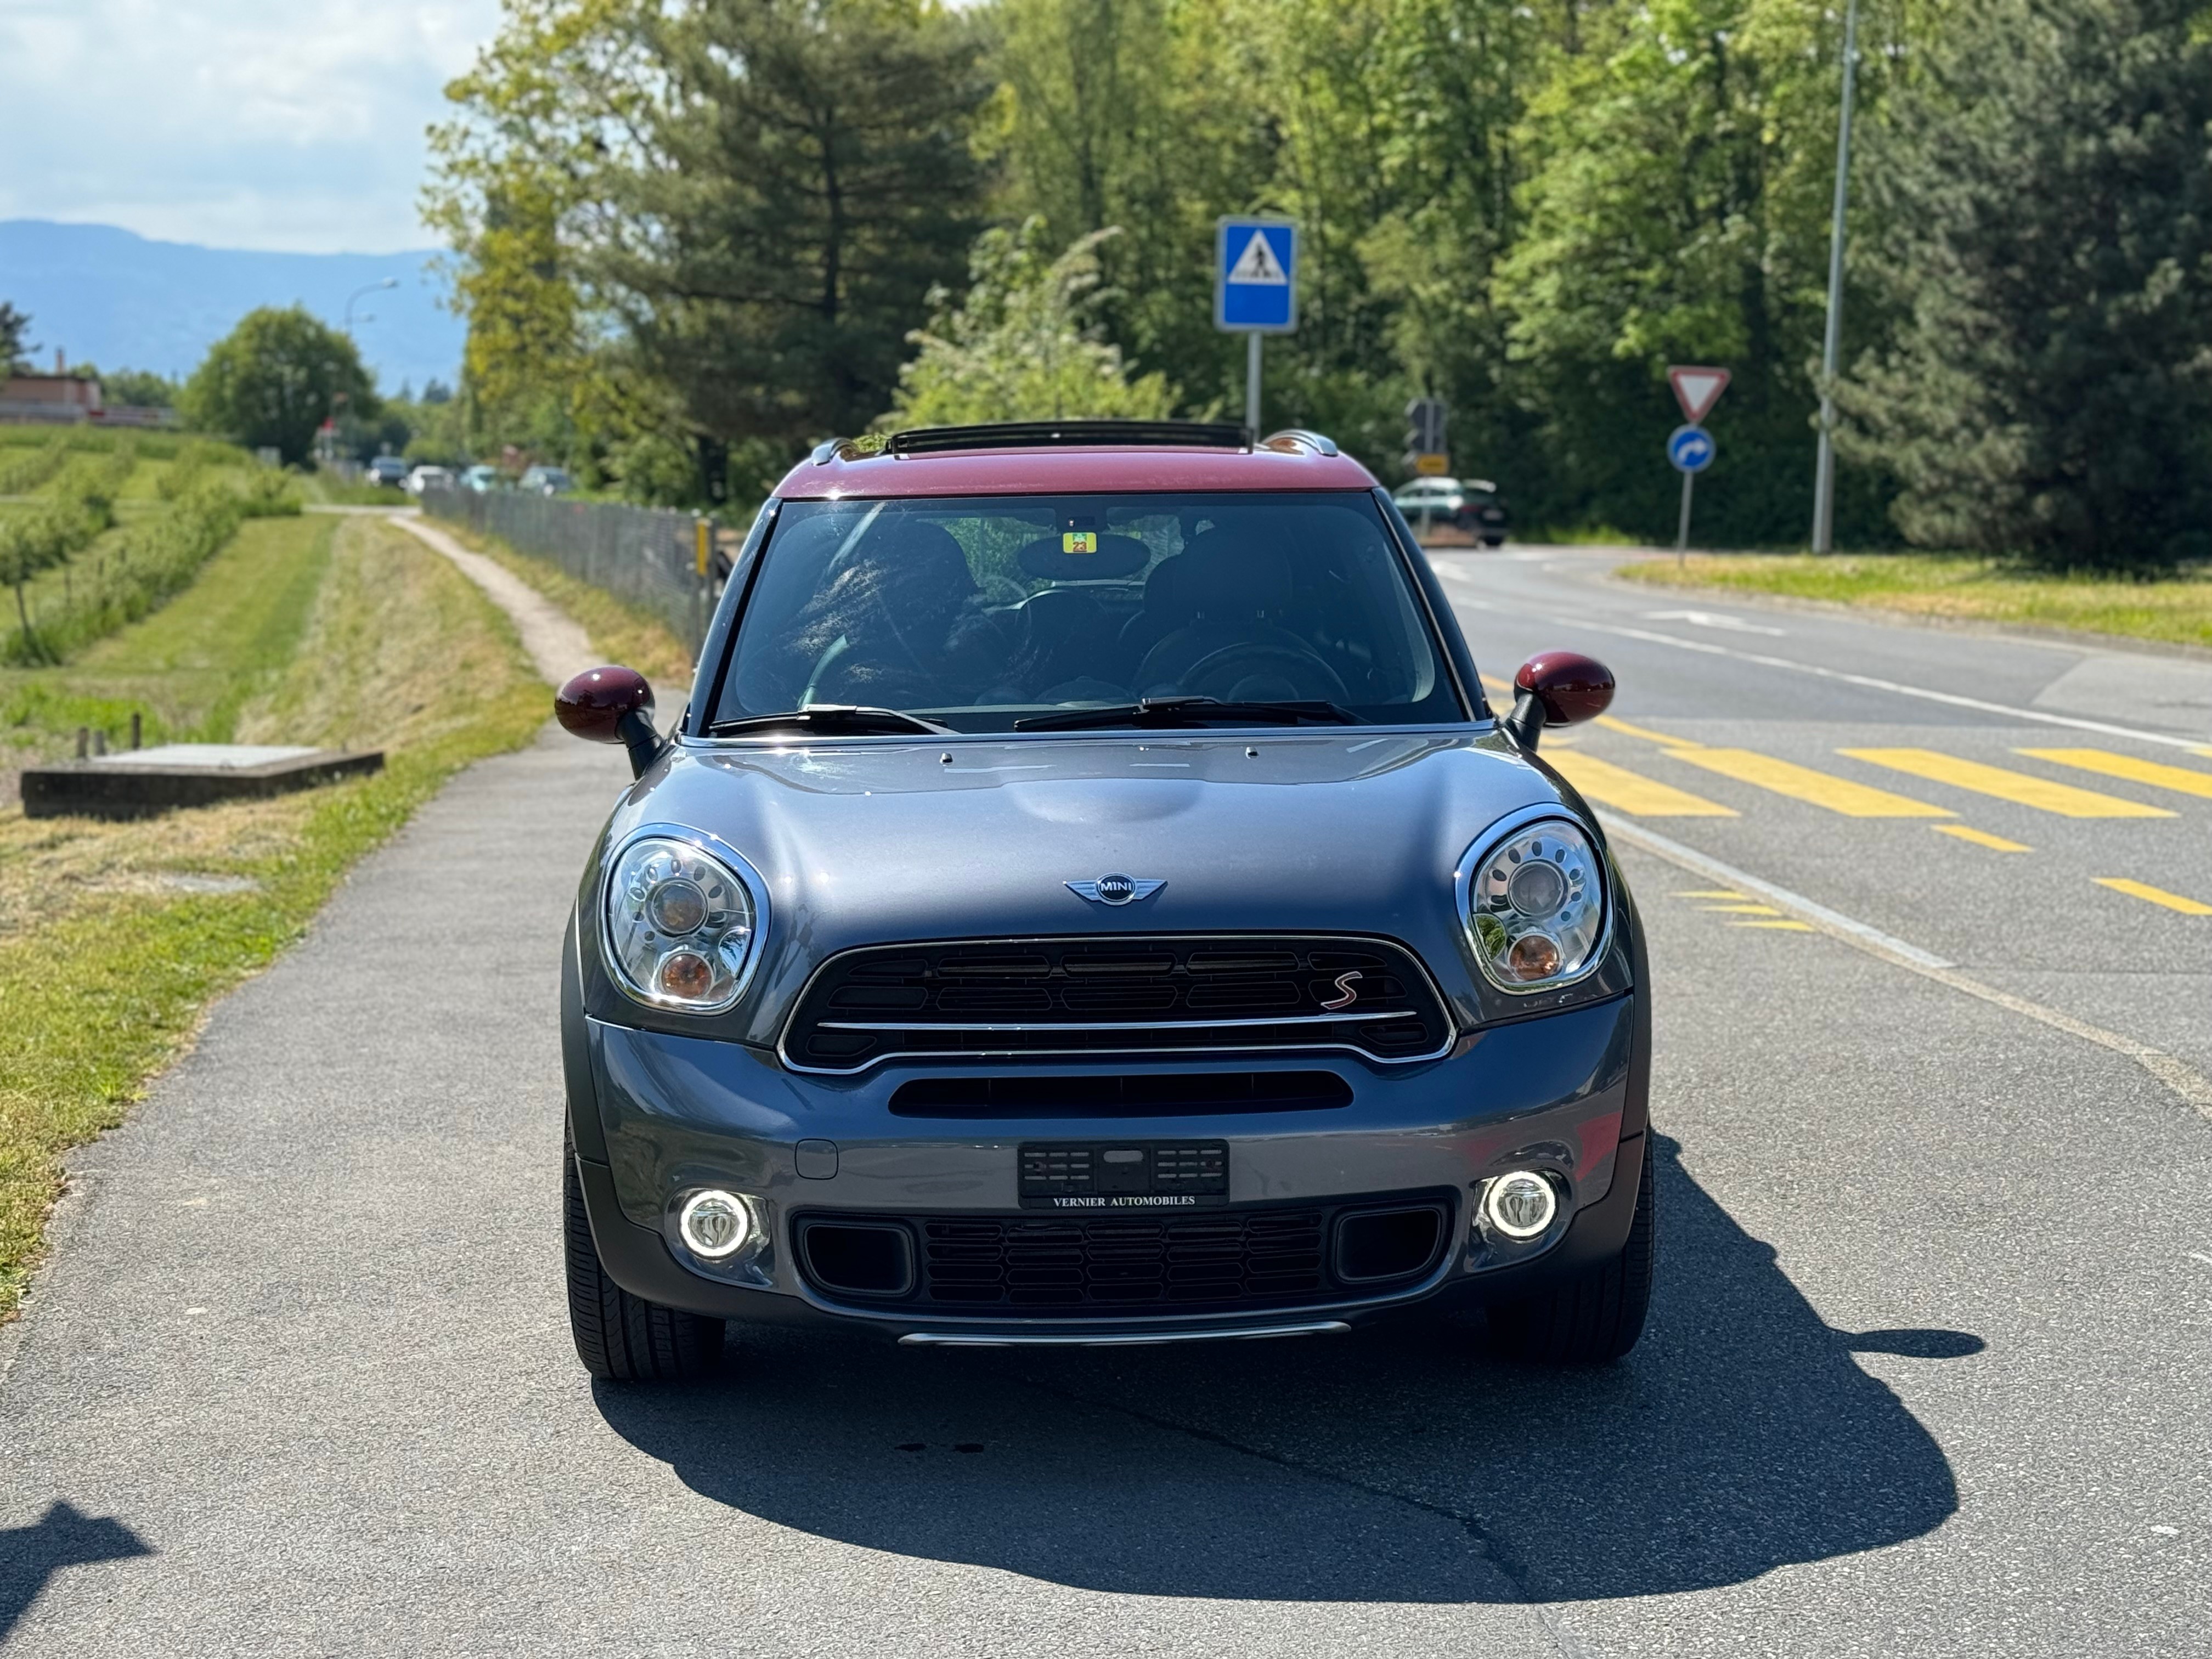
<box><xmin>1676</xmin><ymin>471</ymin><xmax>1695</xmax><ymax>565</ymax></box>
<box><xmin>1810</xmin><ymin>0</ymin><xmax>1861</xmax><ymax>555</ymax></box>
<box><xmin>1245</xmin><ymin>332</ymin><xmax>1262</xmax><ymax>437</ymax></box>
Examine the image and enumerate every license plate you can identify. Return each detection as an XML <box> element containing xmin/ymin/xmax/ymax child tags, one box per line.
<box><xmin>1018</xmin><ymin>1141</ymin><xmax>1229</xmax><ymax>1209</ymax></box>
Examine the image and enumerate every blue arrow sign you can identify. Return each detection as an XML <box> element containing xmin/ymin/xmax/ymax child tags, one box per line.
<box><xmin>1215</xmin><ymin>218</ymin><xmax>1298</xmax><ymax>333</ymax></box>
<box><xmin>1668</xmin><ymin>424</ymin><xmax>1717</xmax><ymax>473</ymax></box>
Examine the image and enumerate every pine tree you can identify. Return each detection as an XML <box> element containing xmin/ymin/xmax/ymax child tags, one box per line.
<box><xmin>1838</xmin><ymin>0</ymin><xmax>2212</xmax><ymax>566</ymax></box>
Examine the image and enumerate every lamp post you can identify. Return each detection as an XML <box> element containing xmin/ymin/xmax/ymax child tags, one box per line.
<box><xmin>1810</xmin><ymin>0</ymin><xmax>1861</xmax><ymax>555</ymax></box>
<box><xmin>344</xmin><ymin>278</ymin><xmax>397</xmax><ymax>334</ymax></box>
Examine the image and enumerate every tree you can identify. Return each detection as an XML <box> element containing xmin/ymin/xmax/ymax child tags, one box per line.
<box><xmin>179</xmin><ymin>307</ymin><xmax>377</xmax><ymax>466</ymax></box>
<box><xmin>1493</xmin><ymin>0</ymin><xmax>1916</xmax><ymax>544</ymax></box>
<box><xmin>882</xmin><ymin>219</ymin><xmax>1177</xmax><ymax>427</ymax></box>
<box><xmin>431</xmin><ymin>0</ymin><xmax>993</xmax><ymax>500</ymax></box>
<box><xmin>90</xmin><ymin>366</ymin><xmax>182</xmax><ymax>408</ymax></box>
<box><xmin>1837</xmin><ymin>0</ymin><xmax>2212</xmax><ymax>566</ymax></box>
<box><xmin>0</xmin><ymin>300</ymin><xmax>31</xmax><ymax>373</ymax></box>
<box><xmin>601</xmin><ymin>0</ymin><xmax>993</xmax><ymax>459</ymax></box>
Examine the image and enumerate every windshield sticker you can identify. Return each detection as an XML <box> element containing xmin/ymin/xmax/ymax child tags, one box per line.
<box><xmin>1062</xmin><ymin>531</ymin><xmax>1099</xmax><ymax>554</ymax></box>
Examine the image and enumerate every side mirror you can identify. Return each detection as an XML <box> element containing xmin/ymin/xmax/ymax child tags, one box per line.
<box><xmin>1502</xmin><ymin>650</ymin><xmax>1615</xmax><ymax>752</ymax></box>
<box><xmin>557</xmin><ymin>665</ymin><xmax>665</xmax><ymax>779</ymax></box>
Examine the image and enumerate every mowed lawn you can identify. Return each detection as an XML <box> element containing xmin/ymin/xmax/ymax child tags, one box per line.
<box><xmin>0</xmin><ymin>516</ymin><xmax>550</xmax><ymax>1318</ymax></box>
<box><xmin>1618</xmin><ymin>552</ymin><xmax>2212</xmax><ymax>652</ymax></box>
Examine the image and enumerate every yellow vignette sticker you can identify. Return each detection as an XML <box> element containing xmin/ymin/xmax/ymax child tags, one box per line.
<box><xmin>1063</xmin><ymin>531</ymin><xmax>1099</xmax><ymax>554</ymax></box>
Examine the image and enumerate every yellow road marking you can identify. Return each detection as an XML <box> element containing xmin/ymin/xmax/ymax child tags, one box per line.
<box><xmin>1933</xmin><ymin>825</ymin><xmax>2033</xmax><ymax>853</ymax></box>
<box><xmin>1546</xmin><ymin>752</ymin><xmax>1737</xmax><ymax>817</ymax></box>
<box><xmin>1666</xmin><ymin>747</ymin><xmax>1953</xmax><ymax>817</ymax></box>
<box><xmin>1732</xmin><ymin>919</ymin><xmax>1815</xmax><ymax>931</ymax></box>
<box><xmin>2095</xmin><ymin>878</ymin><xmax>2212</xmax><ymax>916</ymax></box>
<box><xmin>2017</xmin><ymin>747</ymin><xmax>2212</xmax><ymax>802</ymax></box>
<box><xmin>1842</xmin><ymin>748</ymin><xmax>2172</xmax><ymax>819</ymax></box>
<box><xmin>1701</xmin><ymin>903</ymin><xmax>1782</xmax><ymax>915</ymax></box>
<box><xmin>1595</xmin><ymin>714</ymin><xmax>1700</xmax><ymax>747</ymax></box>
<box><xmin>1480</xmin><ymin>673</ymin><xmax>1514</xmax><ymax>697</ymax></box>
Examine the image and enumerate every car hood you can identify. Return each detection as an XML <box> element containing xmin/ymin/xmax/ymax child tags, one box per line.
<box><xmin>601</xmin><ymin>728</ymin><xmax>1589</xmax><ymax>1045</ymax></box>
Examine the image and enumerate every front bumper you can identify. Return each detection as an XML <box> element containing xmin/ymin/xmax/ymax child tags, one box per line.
<box><xmin>567</xmin><ymin>981</ymin><xmax>1647</xmax><ymax>1342</ymax></box>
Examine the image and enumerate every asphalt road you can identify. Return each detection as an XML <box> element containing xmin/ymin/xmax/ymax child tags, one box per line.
<box><xmin>3</xmin><ymin>550</ymin><xmax>2208</xmax><ymax>1655</ymax></box>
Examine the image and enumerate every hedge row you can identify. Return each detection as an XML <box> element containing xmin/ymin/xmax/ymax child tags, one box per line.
<box><xmin>1</xmin><ymin>467</ymin><xmax>301</xmax><ymax>667</ymax></box>
<box><xmin>0</xmin><ymin>439</ymin><xmax>71</xmax><ymax>496</ymax></box>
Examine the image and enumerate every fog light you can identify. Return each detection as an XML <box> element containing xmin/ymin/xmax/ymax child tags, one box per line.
<box><xmin>1482</xmin><ymin>1171</ymin><xmax>1558</xmax><ymax>1240</ymax></box>
<box><xmin>679</xmin><ymin>1189</ymin><xmax>754</xmax><ymax>1259</ymax></box>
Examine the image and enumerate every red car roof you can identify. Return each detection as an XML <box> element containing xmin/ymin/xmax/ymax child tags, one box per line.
<box><xmin>774</xmin><ymin>438</ymin><xmax>1379</xmax><ymax>500</ymax></box>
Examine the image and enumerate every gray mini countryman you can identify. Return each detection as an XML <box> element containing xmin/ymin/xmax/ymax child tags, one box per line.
<box><xmin>554</xmin><ymin>421</ymin><xmax>1650</xmax><ymax>1380</ymax></box>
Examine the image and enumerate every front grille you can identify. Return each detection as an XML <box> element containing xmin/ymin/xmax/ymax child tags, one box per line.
<box><xmin>780</xmin><ymin>934</ymin><xmax>1452</xmax><ymax>1073</ymax></box>
<box><xmin>793</xmin><ymin>1193</ymin><xmax>1454</xmax><ymax>1316</ymax></box>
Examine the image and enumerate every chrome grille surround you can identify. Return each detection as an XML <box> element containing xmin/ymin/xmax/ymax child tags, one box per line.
<box><xmin>777</xmin><ymin>934</ymin><xmax>1456</xmax><ymax>1075</ymax></box>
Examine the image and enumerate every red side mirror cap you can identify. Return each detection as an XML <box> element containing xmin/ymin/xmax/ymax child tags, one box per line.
<box><xmin>556</xmin><ymin>665</ymin><xmax>654</xmax><ymax>743</ymax></box>
<box><xmin>1515</xmin><ymin>651</ymin><xmax>1615</xmax><ymax>726</ymax></box>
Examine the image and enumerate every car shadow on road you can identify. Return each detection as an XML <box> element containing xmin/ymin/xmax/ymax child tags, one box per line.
<box><xmin>596</xmin><ymin>1136</ymin><xmax>1970</xmax><ymax>1603</ymax></box>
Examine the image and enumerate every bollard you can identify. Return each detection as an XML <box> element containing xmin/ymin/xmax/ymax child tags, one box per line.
<box><xmin>76</xmin><ymin>726</ymin><xmax>89</xmax><ymax>760</ymax></box>
<box><xmin>93</xmin><ymin>730</ymin><xmax>108</xmax><ymax>757</ymax></box>
<box><xmin>130</xmin><ymin>712</ymin><xmax>142</xmax><ymax>750</ymax></box>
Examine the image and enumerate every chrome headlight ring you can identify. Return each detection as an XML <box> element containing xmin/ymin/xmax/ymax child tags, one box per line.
<box><xmin>1456</xmin><ymin>806</ymin><xmax>1612</xmax><ymax>994</ymax></box>
<box><xmin>600</xmin><ymin>822</ymin><xmax>771</xmax><ymax>1013</ymax></box>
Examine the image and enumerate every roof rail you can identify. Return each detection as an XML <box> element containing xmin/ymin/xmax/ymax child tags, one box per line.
<box><xmin>1259</xmin><ymin>428</ymin><xmax>1340</xmax><ymax>458</ymax></box>
<box><xmin>885</xmin><ymin>420</ymin><xmax>1251</xmax><ymax>458</ymax></box>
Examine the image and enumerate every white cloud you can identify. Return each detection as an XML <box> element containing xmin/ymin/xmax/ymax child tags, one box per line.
<box><xmin>0</xmin><ymin>0</ymin><xmax>504</xmax><ymax>252</ymax></box>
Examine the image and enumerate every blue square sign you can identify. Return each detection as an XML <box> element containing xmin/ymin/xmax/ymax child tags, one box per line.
<box><xmin>1215</xmin><ymin>218</ymin><xmax>1298</xmax><ymax>333</ymax></box>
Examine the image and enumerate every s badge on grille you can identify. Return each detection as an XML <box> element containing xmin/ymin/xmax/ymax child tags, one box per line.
<box><xmin>1066</xmin><ymin>873</ymin><xmax>1165</xmax><ymax>906</ymax></box>
<box><xmin>1319</xmin><ymin>970</ymin><xmax>1362</xmax><ymax>1010</ymax></box>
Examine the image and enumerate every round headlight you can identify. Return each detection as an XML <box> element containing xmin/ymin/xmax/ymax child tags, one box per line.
<box><xmin>1465</xmin><ymin>818</ymin><xmax>1605</xmax><ymax>990</ymax></box>
<box><xmin>605</xmin><ymin>835</ymin><xmax>759</xmax><ymax>1011</ymax></box>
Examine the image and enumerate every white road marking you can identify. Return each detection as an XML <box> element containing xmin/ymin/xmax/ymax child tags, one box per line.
<box><xmin>1641</xmin><ymin>608</ymin><xmax>1789</xmax><ymax>636</ymax></box>
<box><xmin>1436</xmin><ymin>568</ymin><xmax>2212</xmax><ymax>753</ymax></box>
<box><xmin>1603</xmin><ymin>815</ymin><xmax>2212</xmax><ymax>1122</ymax></box>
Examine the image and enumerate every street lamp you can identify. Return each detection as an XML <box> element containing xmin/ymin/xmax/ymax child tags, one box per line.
<box><xmin>344</xmin><ymin>278</ymin><xmax>398</xmax><ymax>334</ymax></box>
<box><xmin>1810</xmin><ymin>0</ymin><xmax>1861</xmax><ymax>555</ymax></box>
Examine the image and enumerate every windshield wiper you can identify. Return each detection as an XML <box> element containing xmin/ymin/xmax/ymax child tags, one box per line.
<box><xmin>1013</xmin><ymin>696</ymin><xmax>1365</xmax><ymax>732</ymax></box>
<box><xmin>708</xmin><ymin>704</ymin><xmax>955</xmax><ymax>737</ymax></box>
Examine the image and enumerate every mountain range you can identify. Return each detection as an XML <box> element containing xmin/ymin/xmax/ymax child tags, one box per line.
<box><xmin>0</xmin><ymin>221</ymin><xmax>465</xmax><ymax>398</ymax></box>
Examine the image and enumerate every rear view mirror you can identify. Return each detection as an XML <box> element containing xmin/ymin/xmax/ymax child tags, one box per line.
<box><xmin>556</xmin><ymin>665</ymin><xmax>665</xmax><ymax>778</ymax></box>
<box><xmin>1502</xmin><ymin>651</ymin><xmax>1615</xmax><ymax>751</ymax></box>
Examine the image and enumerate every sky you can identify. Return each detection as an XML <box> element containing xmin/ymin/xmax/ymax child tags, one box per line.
<box><xmin>0</xmin><ymin>0</ymin><xmax>505</xmax><ymax>255</ymax></box>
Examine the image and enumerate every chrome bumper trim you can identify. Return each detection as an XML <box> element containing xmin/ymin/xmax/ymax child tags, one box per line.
<box><xmin>896</xmin><ymin>1319</ymin><xmax>1351</xmax><ymax>1348</ymax></box>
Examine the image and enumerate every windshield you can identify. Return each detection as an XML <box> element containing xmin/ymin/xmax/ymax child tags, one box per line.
<box><xmin>713</xmin><ymin>491</ymin><xmax>1463</xmax><ymax>733</ymax></box>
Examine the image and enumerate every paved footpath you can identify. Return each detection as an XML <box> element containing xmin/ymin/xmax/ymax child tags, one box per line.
<box><xmin>3</xmin><ymin>552</ymin><xmax>2207</xmax><ymax>1655</ymax></box>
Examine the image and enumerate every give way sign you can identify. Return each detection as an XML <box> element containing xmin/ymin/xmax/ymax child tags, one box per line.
<box><xmin>1667</xmin><ymin>365</ymin><xmax>1730</xmax><ymax>423</ymax></box>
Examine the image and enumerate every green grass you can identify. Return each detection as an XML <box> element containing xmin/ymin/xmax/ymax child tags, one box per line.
<box><xmin>1615</xmin><ymin>552</ymin><xmax>2212</xmax><ymax>651</ymax></box>
<box><xmin>0</xmin><ymin>516</ymin><xmax>549</xmax><ymax>1318</ymax></box>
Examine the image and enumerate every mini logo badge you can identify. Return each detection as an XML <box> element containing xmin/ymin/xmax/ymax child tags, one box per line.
<box><xmin>1066</xmin><ymin>873</ymin><xmax>1165</xmax><ymax>906</ymax></box>
<box><xmin>1319</xmin><ymin>970</ymin><xmax>1362</xmax><ymax>1011</ymax></box>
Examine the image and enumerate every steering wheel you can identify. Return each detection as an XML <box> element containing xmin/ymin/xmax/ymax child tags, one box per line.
<box><xmin>1175</xmin><ymin>642</ymin><xmax>1351</xmax><ymax>704</ymax></box>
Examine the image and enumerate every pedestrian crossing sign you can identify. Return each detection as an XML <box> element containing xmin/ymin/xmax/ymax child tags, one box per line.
<box><xmin>1215</xmin><ymin>218</ymin><xmax>1299</xmax><ymax>332</ymax></box>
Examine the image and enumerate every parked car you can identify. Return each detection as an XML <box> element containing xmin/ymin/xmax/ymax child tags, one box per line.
<box><xmin>460</xmin><ymin>464</ymin><xmax>502</xmax><ymax>493</ymax></box>
<box><xmin>519</xmin><ymin>465</ymin><xmax>573</xmax><ymax>496</ymax></box>
<box><xmin>552</xmin><ymin>420</ymin><xmax>1647</xmax><ymax>1381</ymax></box>
<box><xmin>365</xmin><ymin>455</ymin><xmax>409</xmax><ymax>488</ymax></box>
<box><xmin>403</xmin><ymin>465</ymin><xmax>453</xmax><ymax>496</ymax></box>
<box><xmin>1392</xmin><ymin>476</ymin><xmax>1509</xmax><ymax>546</ymax></box>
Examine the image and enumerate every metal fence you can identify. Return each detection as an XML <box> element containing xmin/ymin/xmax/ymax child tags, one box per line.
<box><xmin>420</xmin><ymin>486</ymin><xmax>718</xmax><ymax>652</ymax></box>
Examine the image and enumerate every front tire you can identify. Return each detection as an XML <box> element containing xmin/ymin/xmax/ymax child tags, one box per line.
<box><xmin>564</xmin><ymin>1139</ymin><xmax>725</xmax><ymax>1382</ymax></box>
<box><xmin>1487</xmin><ymin>1135</ymin><xmax>1655</xmax><ymax>1364</ymax></box>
